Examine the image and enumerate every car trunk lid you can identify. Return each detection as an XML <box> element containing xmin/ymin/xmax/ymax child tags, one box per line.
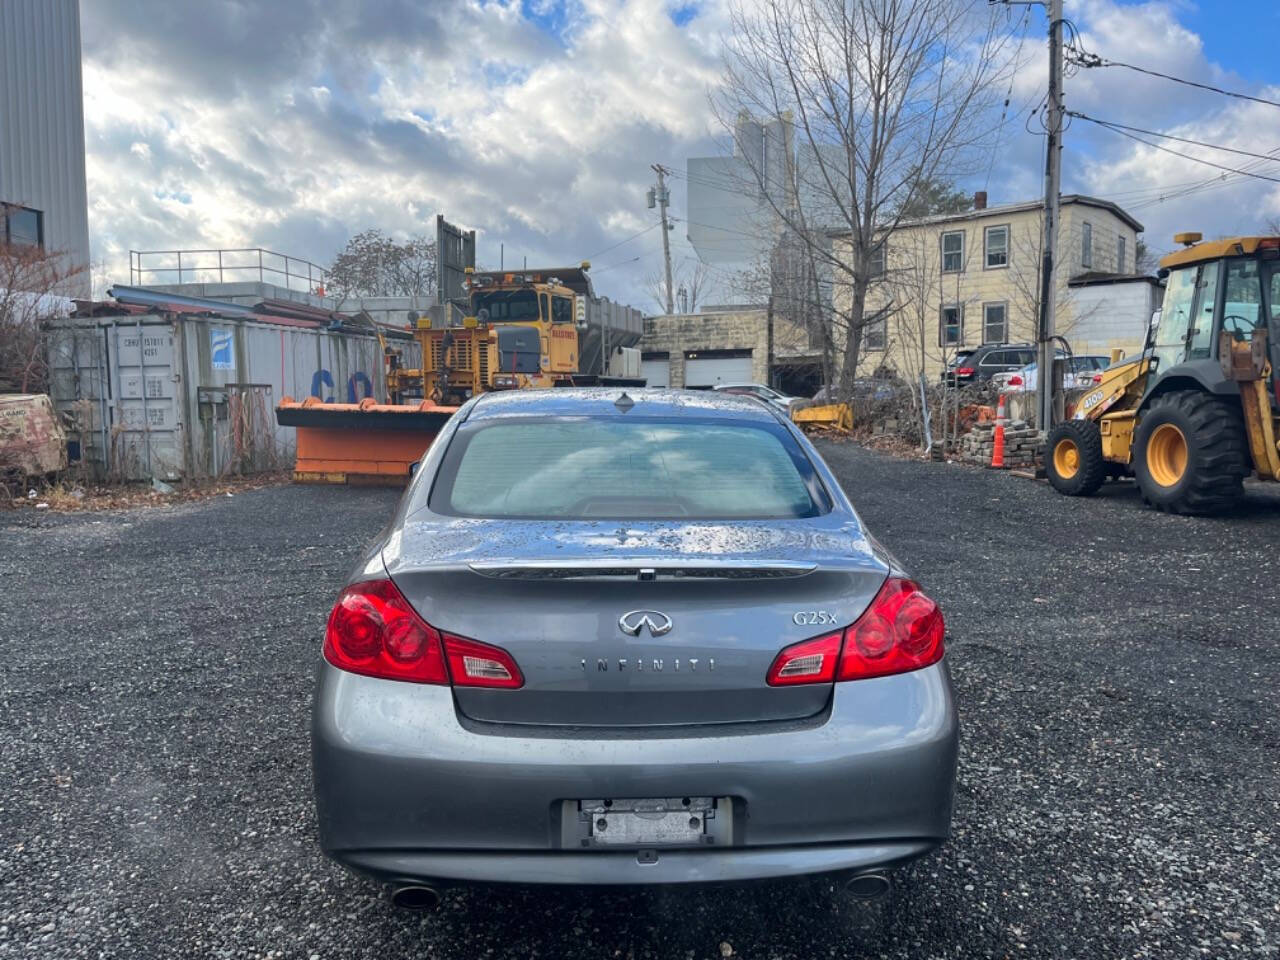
<box><xmin>384</xmin><ymin>516</ymin><xmax>889</xmax><ymax>727</ymax></box>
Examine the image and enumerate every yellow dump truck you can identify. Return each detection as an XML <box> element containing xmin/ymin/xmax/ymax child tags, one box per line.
<box><xmin>386</xmin><ymin>266</ymin><xmax>587</xmax><ymax>406</ymax></box>
<box><xmin>276</xmin><ymin>262</ymin><xmax>623</xmax><ymax>483</ymax></box>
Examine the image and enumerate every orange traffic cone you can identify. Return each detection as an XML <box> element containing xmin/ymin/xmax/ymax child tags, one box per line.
<box><xmin>990</xmin><ymin>394</ymin><xmax>1007</xmax><ymax>468</ymax></box>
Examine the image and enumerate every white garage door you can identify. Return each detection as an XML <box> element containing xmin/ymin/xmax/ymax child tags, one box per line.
<box><xmin>684</xmin><ymin>353</ymin><xmax>754</xmax><ymax>387</ymax></box>
<box><xmin>641</xmin><ymin>358</ymin><xmax>670</xmax><ymax>387</ymax></box>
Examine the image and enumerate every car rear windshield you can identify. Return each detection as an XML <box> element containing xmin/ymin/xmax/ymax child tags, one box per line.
<box><xmin>428</xmin><ymin>418</ymin><xmax>829</xmax><ymax>520</ymax></box>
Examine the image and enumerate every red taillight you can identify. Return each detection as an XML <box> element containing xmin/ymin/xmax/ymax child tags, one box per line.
<box><xmin>1008</xmin><ymin>374</ymin><xmax>1023</xmax><ymax>386</ymax></box>
<box><xmin>955</xmin><ymin>367</ymin><xmax>974</xmax><ymax>377</ymax></box>
<box><xmin>323</xmin><ymin>579</ymin><xmax>522</xmax><ymax>687</ymax></box>
<box><xmin>766</xmin><ymin>577</ymin><xmax>945</xmax><ymax>686</ymax></box>
<box><xmin>1092</xmin><ymin>373</ymin><xmax>1103</xmax><ymax>383</ymax></box>
<box><xmin>839</xmin><ymin>578</ymin><xmax>944</xmax><ymax>680</ymax></box>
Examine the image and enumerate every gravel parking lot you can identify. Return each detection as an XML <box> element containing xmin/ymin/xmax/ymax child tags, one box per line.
<box><xmin>2</xmin><ymin>445</ymin><xmax>1278</xmax><ymax>959</ymax></box>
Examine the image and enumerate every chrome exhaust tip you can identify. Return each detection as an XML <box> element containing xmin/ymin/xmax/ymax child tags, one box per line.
<box><xmin>844</xmin><ymin>871</ymin><xmax>892</xmax><ymax>900</ymax></box>
<box><xmin>390</xmin><ymin>883</ymin><xmax>442</xmax><ymax>911</ymax></box>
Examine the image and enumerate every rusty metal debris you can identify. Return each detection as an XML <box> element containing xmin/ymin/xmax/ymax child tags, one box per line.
<box><xmin>0</xmin><ymin>394</ymin><xmax>67</xmax><ymax>479</ymax></box>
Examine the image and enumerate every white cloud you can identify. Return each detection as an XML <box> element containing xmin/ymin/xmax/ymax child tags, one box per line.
<box><xmin>79</xmin><ymin>0</ymin><xmax>1279</xmax><ymax>306</ymax></box>
<box><xmin>81</xmin><ymin>0</ymin><xmax>725</xmax><ymax>305</ymax></box>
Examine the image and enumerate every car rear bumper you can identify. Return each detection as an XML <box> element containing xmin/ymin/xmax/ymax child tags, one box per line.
<box><xmin>337</xmin><ymin>841</ymin><xmax>940</xmax><ymax>886</ymax></box>
<box><xmin>312</xmin><ymin>660</ymin><xmax>959</xmax><ymax>886</ymax></box>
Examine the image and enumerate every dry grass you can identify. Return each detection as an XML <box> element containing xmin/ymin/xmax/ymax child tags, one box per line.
<box><xmin>2</xmin><ymin>472</ymin><xmax>292</xmax><ymax>513</ymax></box>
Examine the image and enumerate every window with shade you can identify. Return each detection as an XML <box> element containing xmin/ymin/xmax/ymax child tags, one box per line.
<box><xmin>984</xmin><ymin>225</ymin><xmax>1009</xmax><ymax>269</ymax></box>
<box><xmin>939</xmin><ymin>304</ymin><xmax>963</xmax><ymax>345</ymax></box>
<box><xmin>983</xmin><ymin>302</ymin><xmax>1008</xmax><ymax>343</ymax></box>
<box><xmin>941</xmin><ymin>231</ymin><xmax>964</xmax><ymax>273</ymax></box>
<box><xmin>864</xmin><ymin>310</ymin><xmax>887</xmax><ymax>351</ymax></box>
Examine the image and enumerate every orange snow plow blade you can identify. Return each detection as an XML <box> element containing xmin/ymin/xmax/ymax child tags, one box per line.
<box><xmin>275</xmin><ymin>396</ymin><xmax>459</xmax><ymax>485</ymax></box>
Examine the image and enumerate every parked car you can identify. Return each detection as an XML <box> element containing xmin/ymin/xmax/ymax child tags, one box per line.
<box><xmin>811</xmin><ymin>377</ymin><xmax>901</xmax><ymax>404</ymax></box>
<box><xmin>940</xmin><ymin>343</ymin><xmax>1037</xmax><ymax>385</ymax></box>
<box><xmin>711</xmin><ymin>382</ymin><xmax>801</xmax><ymax>412</ymax></box>
<box><xmin>313</xmin><ymin>388</ymin><xmax>957</xmax><ymax>907</ymax></box>
<box><xmin>993</xmin><ymin>355</ymin><xmax>1113</xmax><ymax>394</ymax></box>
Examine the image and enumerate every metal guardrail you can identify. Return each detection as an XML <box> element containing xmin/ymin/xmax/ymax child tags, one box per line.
<box><xmin>128</xmin><ymin>248</ymin><xmax>328</xmax><ymax>294</ymax></box>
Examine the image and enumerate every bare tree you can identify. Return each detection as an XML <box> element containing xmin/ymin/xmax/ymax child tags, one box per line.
<box><xmin>883</xmin><ymin>229</ymin><xmax>938</xmax><ymax>438</ymax></box>
<box><xmin>0</xmin><ymin>228</ymin><xmax>82</xmax><ymax>393</ymax></box>
<box><xmin>1134</xmin><ymin>237</ymin><xmax>1160</xmax><ymax>275</ymax></box>
<box><xmin>1267</xmin><ymin>216</ymin><xmax>1280</xmax><ymax>236</ymax></box>
<box><xmin>328</xmin><ymin>229</ymin><xmax>437</xmax><ymax>303</ymax></box>
<box><xmin>681</xmin><ymin>259</ymin><xmax>711</xmax><ymax>314</ymax></box>
<box><xmin>646</xmin><ymin>259</ymin><xmax>714</xmax><ymax>314</ymax></box>
<box><xmin>715</xmin><ymin>0</ymin><xmax>1013</xmax><ymax>400</ymax></box>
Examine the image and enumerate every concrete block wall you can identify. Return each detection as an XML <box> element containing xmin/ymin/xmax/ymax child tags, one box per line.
<box><xmin>640</xmin><ymin>310</ymin><xmax>769</xmax><ymax>386</ymax></box>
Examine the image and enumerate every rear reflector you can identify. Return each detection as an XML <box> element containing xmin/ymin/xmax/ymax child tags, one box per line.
<box><xmin>766</xmin><ymin>577</ymin><xmax>945</xmax><ymax>686</ymax></box>
<box><xmin>324</xmin><ymin>579</ymin><xmax>522</xmax><ymax>687</ymax></box>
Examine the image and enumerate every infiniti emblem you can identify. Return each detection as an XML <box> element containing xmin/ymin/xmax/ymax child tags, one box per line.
<box><xmin>618</xmin><ymin>610</ymin><xmax>673</xmax><ymax>637</ymax></box>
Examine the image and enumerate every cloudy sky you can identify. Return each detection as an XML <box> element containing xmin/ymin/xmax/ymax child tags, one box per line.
<box><xmin>80</xmin><ymin>0</ymin><xmax>1280</xmax><ymax>309</ymax></box>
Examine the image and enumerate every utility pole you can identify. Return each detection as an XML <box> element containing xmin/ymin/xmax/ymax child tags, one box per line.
<box><xmin>652</xmin><ymin>164</ymin><xmax>675</xmax><ymax>315</ymax></box>
<box><xmin>1036</xmin><ymin>0</ymin><xmax>1064</xmax><ymax>434</ymax></box>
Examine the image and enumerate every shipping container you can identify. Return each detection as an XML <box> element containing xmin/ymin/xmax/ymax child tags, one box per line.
<box><xmin>46</xmin><ymin>311</ymin><xmax>420</xmax><ymax>481</ymax></box>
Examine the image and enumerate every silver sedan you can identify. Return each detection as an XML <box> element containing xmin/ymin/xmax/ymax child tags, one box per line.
<box><xmin>312</xmin><ymin>388</ymin><xmax>958</xmax><ymax>910</ymax></box>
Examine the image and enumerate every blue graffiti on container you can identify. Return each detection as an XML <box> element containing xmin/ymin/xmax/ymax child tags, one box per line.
<box><xmin>310</xmin><ymin>369</ymin><xmax>372</xmax><ymax>403</ymax></box>
<box><xmin>348</xmin><ymin>372</ymin><xmax>373</xmax><ymax>403</ymax></box>
<box><xmin>311</xmin><ymin>369</ymin><xmax>335</xmax><ymax>402</ymax></box>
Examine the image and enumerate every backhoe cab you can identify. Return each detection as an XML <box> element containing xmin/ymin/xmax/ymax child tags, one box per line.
<box><xmin>1046</xmin><ymin>233</ymin><xmax>1280</xmax><ymax>513</ymax></box>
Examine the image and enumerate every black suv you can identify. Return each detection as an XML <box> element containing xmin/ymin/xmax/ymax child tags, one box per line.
<box><xmin>941</xmin><ymin>343</ymin><xmax>1037</xmax><ymax>385</ymax></box>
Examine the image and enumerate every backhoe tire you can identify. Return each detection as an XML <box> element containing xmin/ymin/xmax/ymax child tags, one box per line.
<box><xmin>1045</xmin><ymin>420</ymin><xmax>1107</xmax><ymax>497</ymax></box>
<box><xmin>1133</xmin><ymin>390</ymin><xmax>1249</xmax><ymax>515</ymax></box>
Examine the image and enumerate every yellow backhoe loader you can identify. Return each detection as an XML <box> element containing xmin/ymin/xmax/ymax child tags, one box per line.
<box><xmin>1045</xmin><ymin>233</ymin><xmax>1280</xmax><ymax>513</ymax></box>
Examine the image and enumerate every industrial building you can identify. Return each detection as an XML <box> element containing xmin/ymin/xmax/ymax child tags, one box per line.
<box><xmin>0</xmin><ymin>0</ymin><xmax>91</xmax><ymax>295</ymax></box>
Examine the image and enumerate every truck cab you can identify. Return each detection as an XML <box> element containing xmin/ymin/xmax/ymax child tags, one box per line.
<box><xmin>468</xmin><ymin>274</ymin><xmax>580</xmax><ymax>383</ymax></box>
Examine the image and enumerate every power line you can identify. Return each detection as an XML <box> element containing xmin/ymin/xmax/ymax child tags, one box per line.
<box><xmin>986</xmin><ymin>6</ymin><xmax>1033</xmax><ymax>193</ymax></box>
<box><xmin>1069</xmin><ymin>52</ymin><xmax>1280</xmax><ymax>111</ymax></box>
<box><xmin>1086</xmin><ymin>122</ymin><xmax>1280</xmax><ymax>184</ymax></box>
<box><xmin>1067</xmin><ymin>112</ymin><xmax>1280</xmax><ymax>165</ymax></box>
<box><xmin>590</xmin><ymin>253</ymin><xmax>651</xmax><ymax>274</ymax></box>
<box><xmin>584</xmin><ymin>222</ymin><xmax>659</xmax><ymax>260</ymax></box>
